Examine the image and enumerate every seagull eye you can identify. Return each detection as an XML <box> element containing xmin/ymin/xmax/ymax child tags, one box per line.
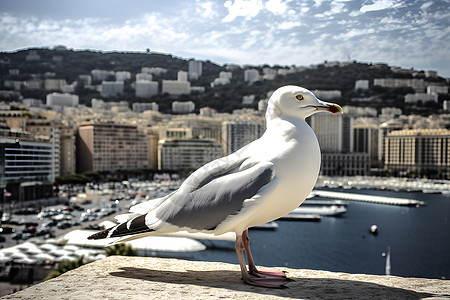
<box><xmin>295</xmin><ymin>94</ymin><xmax>304</xmax><ymax>101</ymax></box>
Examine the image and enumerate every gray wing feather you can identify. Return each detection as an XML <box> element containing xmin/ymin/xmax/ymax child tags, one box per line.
<box><xmin>156</xmin><ymin>161</ymin><xmax>274</xmax><ymax>230</ymax></box>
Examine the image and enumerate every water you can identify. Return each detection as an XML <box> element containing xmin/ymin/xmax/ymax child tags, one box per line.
<box><xmin>183</xmin><ymin>188</ymin><xmax>450</xmax><ymax>280</ymax></box>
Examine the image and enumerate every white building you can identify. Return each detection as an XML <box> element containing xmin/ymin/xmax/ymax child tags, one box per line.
<box><xmin>404</xmin><ymin>93</ymin><xmax>438</xmax><ymax>103</ymax></box>
<box><xmin>162</xmin><ymin>80</ymin><xmax>190</xmax><ymax>95</ymax></box>
<box><xmin>242</xmin><ymin>95</ymin><xmax>255</xmax><ymax>105</ymax></box>
<box><xmin>222</xmin><ymin>118</ymin><xmax>265</xmax><ymax>155</ymax></box>
<box><xmin>135</xmin><ymin>80</ymin><xmax>158</xmax><ymax>98</ymax></box>
<box><xmin>355</xmin><ymin>80</ymin><xmax>369</xmax><ymax>90</ymax></box>
<box><xmin>132</xmin><ymin>102</ymin><xmax>159</xmax><ymax>113</ymax></box>
<box><xmin>343</xmin><ymin>106</ymin><xmax>377</xmax><ymax>117</ymax></box>
<box><xmin>172</xmin><ymin>101</ymin><xmax>195</xmax><ymax>113</ymax></box>
<box><xmin>46</xmin><ymin>93</ymin><xmax>79</xmax><ymax>106</ymax></box>
<box><xmin>188</xmin><ymin>60</ymin><xmax>202</xmax><ymax>80</ymax></box>
<box><xmin>427</xmin><ymin>85</ymin><xmax>448</xmax><ymax>95</ymax></box>
<box><xmin>244</xmin><ymin>69</ymin><xmax>260</xmax><ymax>83</ymax></box>
<box><xmin>45</xmin><ymin>79</ymin><xmax>67</xmax><ymax>91</ymax></box>
<box><xmin>177</xmin><ymin>71</ymin><xmax>188</xmax><ymax>82</ymax></box>
<box><xmin>101</xmin><ymin>81</ymin><xmax>124</xmax><ymax>96</ymax></box>
<box><xmin>211</xmin><ymin>78</ymin><xmax>230</xmax><ymax>87</ymax></box>
<box><xmin>219</xmin><ymin>71</ymin><xmax>232</xmax><ymax>79</ymax></box>
<box><xmin>374</xmin><ymin>78</ymin><xmax>425</xmax><ymax>92</ymax></box>
<box><xmin>141</xmin><ymin>67</ymin><xmax>167</xmax><ymax>75</ymax></box>
<box><xmin>136</xmin><ymin>73</ymin><xmax>153</xmax><ymax>81</ymax></box>
<box><xmin>91</xmin><ymin>69</ymin><xmax>115</xmax><ymax>81</ymax></box>
<box><xmin>115</xmin><ymin>71</ymin><xmax>131</xmax><ymax>81</ymax></box>
<box><xmin>444</xmin><ymin>100</ymin><xmax>450</xmax><ymax>112</ymax></box>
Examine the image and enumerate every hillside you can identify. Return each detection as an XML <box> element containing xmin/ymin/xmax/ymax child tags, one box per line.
<box><xmin>0</xmin><ymin>47</ymin><xmax>448</xmax><ymax>115</ymax></box>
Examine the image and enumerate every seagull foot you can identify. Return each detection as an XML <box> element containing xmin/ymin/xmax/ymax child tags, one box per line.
<box><xmin>250</xmin><ymin>268</ymin><xmax>287</xmax><ymax>278</ymax></box>
<box><xmin>242</xmin><ymin>275</ymin><xmax>289</xmax><ymax>288</ymax></box>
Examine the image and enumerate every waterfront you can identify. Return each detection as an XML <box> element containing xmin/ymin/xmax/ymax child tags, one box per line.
<box><xmin>186</xmin><ymin>188</ymin><xmax>450</xmax><ymax>280</ymax></box>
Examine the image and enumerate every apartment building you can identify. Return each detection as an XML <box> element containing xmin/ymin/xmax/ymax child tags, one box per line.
<box><xmin>385</xmin><ymin>129</ymin><xmax>450</xmax><ymax>179</ymax></box>
<box><xmin>77</xmin><ymin>123</ymin><xmax>148</xmax><ymax>173</ymax></box>
<box><xmin>222</xmin><ymin>118</ymin><xmax>265</xmax><ymax>155</ymax></box>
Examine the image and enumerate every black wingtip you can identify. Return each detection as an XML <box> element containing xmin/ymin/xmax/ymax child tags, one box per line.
<box><xmin>87</xmin><ymin>229</ymin><xmax>110</xmax><ymax>240</ymax></box>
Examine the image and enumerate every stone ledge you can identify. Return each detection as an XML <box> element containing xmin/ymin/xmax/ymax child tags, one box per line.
<box><xmin>1</xmin><ymin>256</ymin><xmax>448</xmax><ymax>300</ymax></box>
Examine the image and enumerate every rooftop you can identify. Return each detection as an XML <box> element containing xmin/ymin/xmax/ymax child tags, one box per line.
<box><xmin>2</xmin><ymin>256</ymin><xmax>448</xmax><ymax>299</ymax></box>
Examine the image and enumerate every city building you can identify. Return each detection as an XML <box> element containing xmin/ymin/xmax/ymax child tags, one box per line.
<box><xmin>355</xmin><ymin>80</ymin><xmax>369</xmax><ymax>90</ymax></box>
<box><xmin>115</xmin><ymin>71</ymin><xmax>131</xmax><ymax>81</ymax></box>
<box><xmin>46</xmin><ymin>93</ymin><xmax>79</xmax><ymax>107</ymax></box>
<box><xmin>385</xmin><ymin>129</ymin><xmax>450</xmax><ymax>179</ymax></box>
<box><xmin>78</xmin><ymin>75</ymin><xmax>92</xmax><ymax>86</ymax></box>
<box><xmin>26</xmin><ymin>51</ymin><xmax>40</xmax><ymax>61</ymax></box>
<box><xmin>91</xmin><ymin>69</ymin><xmax>115</xmax><ymax>82</ymax></box>
<box><xmin>244</xmin><ymin>69</ymin><xmax>259</xmax><ymax>83</ymax></box>
<box><xmin>44</xmin><ymin>79</ymin><xmax>67</xmax><ymax>91</ymax></box>
<box><xmin>222</xmin><ymin>118</ymin><xmax>265</xmax><ymax>155</ymax></box>
<box><xmin>59</xmin><ymin>126</ymin><xmax>77</xmax><ymax>176</ymax></box>
<box><xmin>177</xmin><ymin>71</ymin><xmax>188</xmax><ymax>82</ymax></box>
<box><xmin>404</xmin><ymin>93</ymin><xmax>438</xmax><ymax>104</ymax></box>
<box><xmin>162</xmin><ymin>80</ymin><xmax>190</xmax><ymax>95</ymax></box>
<box><xmin>309</xmin><ymin>113</ymin><xmax>353</xmax><ymax>153</ymax></box>
<box><xmin>188</xmin><ymin>60</ymin><xmax>202</xmax><ymax>81</ymax></box>
<box><xmin>141</xmin><ymin>67</ymin><xmax>167</xmax><ymax>75</ymax></box>
<box><xmin>136</xmin><ymin>73</ymin><xmax>153</xmax><ymax>81</ymax></box>
<box><xmin>77</xmin><ymin>123</ymin><xmax>148</xmax><ymax>173</ymax></box>
<box><xmin>353</xmin><ymin>123</ymin><xmax>380</xmax><ymax>168</ymax></box>
<box><xmin>158</xmin><ymin>139</ymin><xmax>222</xmax><ymax>170</ymax></box>
<box><xmin>427</xmin><ymin>85</ymin><xmax>448</xmax><ymax>95</ymax></box>
<box><xmin>172</xmin><ymin>101</ymin><xmax>195</xmax><ymax>114</ymax></box>
<box><xmin>132</xmin><ymin>102</ymin><xmax>159</xmax><ymax>113</ymax></box>
<box><xmin>374</xmin><ymin>78</ymin><xmax>426</xmax><ymax>92</ymax></box>
<box><xmin>101</xmin><ymin>81</ymin><xmax>124</xmax><ymax>97</ymax></box>
<box><xmin>135</xmin><ymin>80</ymin><xmax>158</xmax><ymax>98</ymax></box>
<box><xmin>0</xmin><ymin>123</ymin><xmax>54</xmax><ymax>201</ymax></box>
<box><xmin>321</xmin><ymin>153</ymin><xmax>369</xmax><ymax>176</ymax></box>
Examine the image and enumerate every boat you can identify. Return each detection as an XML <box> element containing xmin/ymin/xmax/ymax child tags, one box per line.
<box><xmin>289</xmin><ymin>205</ymin><xmax>347</xmax><ymax>217</ymax></box>
<box><xmin>279</xmin><ymin>213</ymin><xmax>321</xmax><ymax>221</ymax></box>
<box><xmin>302</xmin><ymin>199</ymin><xmax>348</xmax><ymax>206</ymax></box>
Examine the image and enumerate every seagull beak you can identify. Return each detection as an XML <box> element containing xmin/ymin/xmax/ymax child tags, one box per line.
<box><xmin>313</xmin><ymin>100</ymin><xmax>343</xmax><ymax>114</ymax></box>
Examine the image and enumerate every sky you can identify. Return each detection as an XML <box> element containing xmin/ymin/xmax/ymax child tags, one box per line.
<box><xmin>0</xmin><ymin>0</ymin><xmax>449</xmax><ymax>77</ymax></box>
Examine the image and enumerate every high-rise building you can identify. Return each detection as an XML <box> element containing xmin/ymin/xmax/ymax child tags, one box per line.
<box><xmin>46</xmin><ymin>92</ymin><xmax>79</xmax><ymax>107</ymax></box>
<box><xmin>309</xmin><ymin>113</ymin><xmax>353</xmax><ymax>153</ymax></box>
<box><xmin>158</xmin><ymin>139</ymin><xmax>222</xmax><ymax>170</ymax></box>
<box><xmin>77</xmin><ymin>123</ymin><xmax>148</xmax><ymax>172</ymax></box>
<box><xmin>101</xmin><ymin>81</ymin><xmax>124</xmax><ymax>96</ymax></box>
<box><xmin>353</xmin><ymin>123</ymin><xmax>380</xmax><ymax>167</ymax></box>
<box><xmin>135</xmin><ymin>80</ymin><xmax>158</xmax><ymax>98</ymax></box>
<box><xmin>172</xmin><ymin>101</ymin><xmax>195</xmax><ymax>114</ymax></box>
<box><xmin>385</xmin><ymin>129</ymin><xmax>450</xmax><ymax>179</ymax></box>
<box><xmin>188</xmin><ymin>60</ymin><xmax>202</xmax><ymax>81</ymax></box>
<box><xmin>244</xmin><ymin>69</ymin><xmax>259</xmax><ymax>83</ymax></box>
<box><xmin>162</xmin><ymin>80</ymin><xmax>190</xmax><ymax>95</ymax></box>
<box><xmin>132</xmin><ymin>102</ymin><xmax>159</xmax><ymax>113</ymax></box>
<box><xmin>222</xmin><ymin>118</ymin><xmax>265</xmax><ymax>155</ymax></box>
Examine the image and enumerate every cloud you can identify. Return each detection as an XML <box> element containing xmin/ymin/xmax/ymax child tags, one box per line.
<box><xmin>265</xmin><ymin>0</ymin><xmax>288</xmax><ymax>15</ymax></box>
<box><xmin>360</xmin><ymin>0</ymin><xmax>404</xmax><ymax>13</ymax></box>
<box><xmin>222</xmin><ymin>0</ymin><xmax>263</xmax><ymax>22</ymax></box>
<box><xmin>196</xmin><ymin>0</ymin><xmax>218</xmax><ymax>19</ymax></box>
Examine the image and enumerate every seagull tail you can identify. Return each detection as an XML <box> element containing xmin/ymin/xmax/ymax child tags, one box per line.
<box><xmin>87</xmin><ymin>214</ymin><xmax>154</xmax><ymax>240</ymax></box>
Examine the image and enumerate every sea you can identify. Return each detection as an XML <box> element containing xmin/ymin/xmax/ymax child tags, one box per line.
<box><xmin>175</xmin><ymin>188</ymin><xmax>450</xmax><ymax>280</ymax></box>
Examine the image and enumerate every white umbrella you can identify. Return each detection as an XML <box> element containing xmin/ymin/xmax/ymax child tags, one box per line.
<box><xmin>55</xmin><ymin>254</ymin><xmax>78</xmax><ymax>262</ymax></box>
<box><xmin>34</xmin><ymin>253</ymin><xmax>56</xmax><ymax>261</ymax></box>
<box><xmin>11</xmin><ymin>252</ymin><xmax>28</xmax><ymax>259</ymax></box>
<box><xmin>0</xmin><ymin>257</ymin><xmax>12</xmax><ymax>263</ymax></box>
<box><xmin>40</xmin><ymin>243</ymin><xmax>59</xmax><ymax>251</ymax></box>
<box><xmin>63</xmin><ymin>245</ymin><xmax>80</xmax><ymax>252</ymax></box>
<box><xmin>15</xmin><ymin>257</ymin><xmax>37</xmax><ymax>264</ymax></box>
<box><xmin>50</xmin><ymin>249</ymin><xmax>73</xmax><ymax>257</ymax></box>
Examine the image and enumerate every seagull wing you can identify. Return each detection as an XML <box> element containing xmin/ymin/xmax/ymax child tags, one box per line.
<box><xmin>88</xmin><ymin>155</ymin><xmax>275</xmax><ymax>240</ymax></box>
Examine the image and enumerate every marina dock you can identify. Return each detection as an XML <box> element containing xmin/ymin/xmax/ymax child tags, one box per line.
<box><xmin>312</xmin><ymin>190</ymin><xmax>425</xmax><ymax>206</ymax></box>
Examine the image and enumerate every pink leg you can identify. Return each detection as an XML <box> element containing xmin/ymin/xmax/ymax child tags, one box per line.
<box><xmin>235</xmin><ymin>232</ymin><xmax>289</xmax><ymax>288</ymax></box>
<box><xmin>242</xmin><ymin>229</ymin><xmax>287</xmax><ymax>278</ymax></box>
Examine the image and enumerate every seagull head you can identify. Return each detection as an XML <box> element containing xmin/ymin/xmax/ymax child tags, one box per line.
<box><xmin>266</xmin><ymin>85</ymin><xmax>343</xmax><ymax>120</ymax></box>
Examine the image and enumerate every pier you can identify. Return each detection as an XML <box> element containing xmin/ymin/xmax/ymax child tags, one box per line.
<box><xmin>313</xmin><ymin>190</ymin><xmax>425</xmax><ymax>206</ymax></box>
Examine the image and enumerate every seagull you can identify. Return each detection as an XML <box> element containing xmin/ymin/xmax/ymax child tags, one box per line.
<box><xmin>88</xmin><ymin>85</ymin><xmax>343</xmax><ymax>288</ymax></box>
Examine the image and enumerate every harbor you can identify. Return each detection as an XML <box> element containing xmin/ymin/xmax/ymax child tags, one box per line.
<box><xmin>312</xmin><ymin>190</ymin><xmax>426</xmax><ymax>206</ymax></box>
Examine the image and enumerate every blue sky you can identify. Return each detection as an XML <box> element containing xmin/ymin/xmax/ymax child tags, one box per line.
<box><xmin>0</xmin><ymin>0</ymin><xmax>449</xmax><ymax>77</ymax></box>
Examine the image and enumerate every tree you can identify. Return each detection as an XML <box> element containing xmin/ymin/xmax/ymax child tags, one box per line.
<box><xmin>105</xmin><ymin>244</ymin><xmax>137</xmax><ymax>256</ymax></box>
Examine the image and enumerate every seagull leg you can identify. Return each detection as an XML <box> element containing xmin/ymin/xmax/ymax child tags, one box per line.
<box><xmin>235</xmin><ymin>232</ymin><xmax>288</xmax><ymax>288</ymax></box>
<box><xmin>242</xmin><ymin>229</ymin><xmax>288</xmax><ymax>279</ymax></box>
